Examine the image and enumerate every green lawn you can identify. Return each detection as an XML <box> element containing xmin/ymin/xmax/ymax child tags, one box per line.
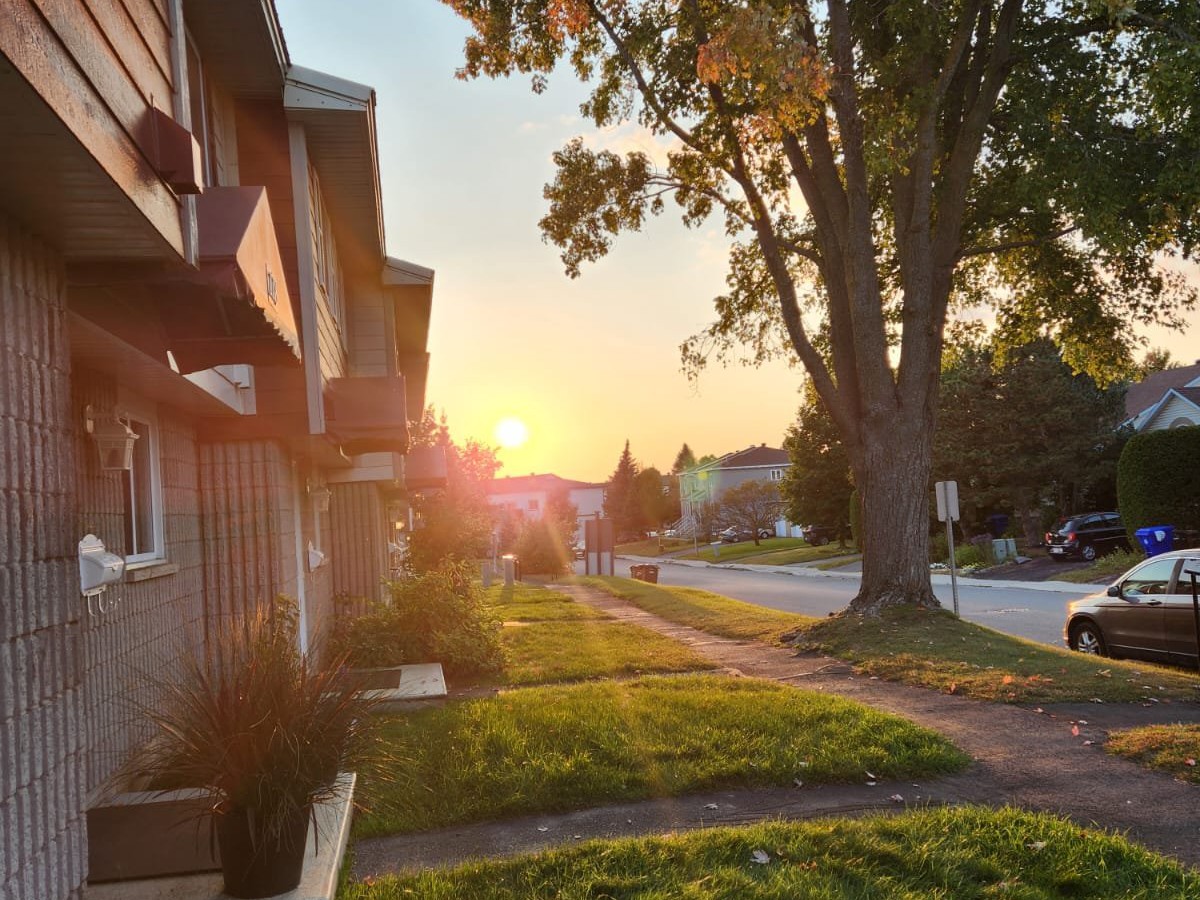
<box><xmin>575</xmin><ymin>577</ymin><xmax>1200</xmax><ymax>703</ymax></box>
<box><xmin>354</xmin><ymin>674</ymin><xmax>967</xmax><ymax>838</ymax></box>
<box><xmin>679</xmin><ymin>537</ymin><xmax>835</xmax><ymax>563</ymax></box>
<box><xmin>573</xmin><ymin>576</ymin><xmax>813</xmax><ymax>643</ymax></box>
<box><xmin>799</xmin><ymin>604</ymin><xmax>1200</xmax><ymax>703</ymax></box>
<box><xmin>485</xmin><ymin>582</ymin><xmax>714</xmax><ymax>686</ymax></box>
<box><xmin>616</xmin><ymin>537</ymin><xmax>692</xmax><ymax>556</ymax></box>
<box><xmin>343</xmin><ymin>806</ymin><xmax>1199</xmax><ymax>899</ymax></box>
<box><xmin>718</xmin><ymin>544</ymin><xmax>855</xmax><ymax>566</ymax></box>
<box><xmin>1052</xmin><ymin>549</ymin><xmax>1144</xmax><ymax>583</ymax></box>
<box><xmin>1107</xmin><ymin>723</ymin><xmax>1200</xmax><ymax>784</ymax></box>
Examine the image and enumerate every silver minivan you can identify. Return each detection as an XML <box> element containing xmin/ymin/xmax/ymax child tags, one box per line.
<box><xmin>1064</xmin><ymin>549</ymin><xmax>1200</xmax><ymax>666</ymax></box>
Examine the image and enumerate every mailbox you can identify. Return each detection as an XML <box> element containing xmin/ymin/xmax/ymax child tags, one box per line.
<box><xmin>79</xmin><ymin>534</ymin><xmax>125</xmax><ymax>596</ymax></box>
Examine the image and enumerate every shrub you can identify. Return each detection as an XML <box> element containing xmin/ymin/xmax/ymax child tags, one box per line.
<box><xmin>333</xmin><ymin>561</ymin><xmax>504</xmax><ymax>679</ymax></box>
<box><xmin>954</xmin><ymin>542</ymin><xmax>985</xmax><ymax>568</ymax></box>
<box><xmin>513</xmin><ymin>519</ymin><xmax>572</xmax><ymax>575</ymax></box>
<box><xmin>1117</xmin><ymin>428</ymin><xmax>1200</xmax><ymax>542</ymax></box>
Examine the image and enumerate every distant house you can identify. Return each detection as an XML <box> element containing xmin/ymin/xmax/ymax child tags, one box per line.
<box><xmin>487</xmin><ymin>473</ymin><xmax>607</xmax><ymax>538</ymax></box>
<box><xmin>678</xmin><ymin>444</ymin><xmax>790</xmax><ymax>523</ymax></box>
<box><xmin>1123</xmin><ymin>362</ymin><xmax>1200</xmax><ymax>432</ymax></box>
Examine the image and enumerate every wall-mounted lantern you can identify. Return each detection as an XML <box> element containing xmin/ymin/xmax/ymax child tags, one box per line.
<box><xmin>85</xmin><ymin>405</ymin><xmax>139</xmax><ymax>472</ymax></box>
<box><xmin>307</xmin><ymin>478</ymin><xmax>332</xmax><ymax>513</ymax></box>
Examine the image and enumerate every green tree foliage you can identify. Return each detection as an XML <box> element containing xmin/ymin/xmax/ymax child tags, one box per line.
<box><xmin>933</xmin><ymin>339</ymin><xmax>1128</xmax><ymax>546</ymax></box>
<box><xmin>407</xmin><ymin>407</ymin><xmax>501</xmax><ymax>572</ymax></box>
<box><xmin>514</xmin><ymin>518</ymin><xmax>573</xmax><ymax>575</ymax></box>
<box><xmin>1117</xmin><ymin>428</ymin><xmax>1200</xmax><ymax>544</ymax></box>
<box><xmin>603</xmin><ymin>440</ymin><xmax>644</xmax><ymax>539</ymax></box>
<box><xmin>672</xmin><ymin>444</ymin><xmax>697</xmax><ymax>474</ymax></box>
<box><xmin>719</xmin><ymin>480</ymin><xmax>783</xmax><ymax>545</ymax></box>
<box><xmin>635</xmin><ymin>466</ymin><xmax>672</xmax><ymax>529</ymax></box>
<box><xmin>445</xmin><ymin>0</ymin><xmax>1200</xmax><ymax>614</ymax></box>
<box><xmin>780</xmin><ymin>386</ymin><xmax>852</xmax><ymax>539</ymax></box>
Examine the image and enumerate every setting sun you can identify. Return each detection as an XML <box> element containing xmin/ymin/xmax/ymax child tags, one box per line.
<box><xmin>494</xmin><ymin>417</ymin><xmax>530</xmax><ymax>449</ymax></box>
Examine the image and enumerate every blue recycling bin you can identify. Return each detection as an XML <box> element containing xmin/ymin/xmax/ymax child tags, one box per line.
<box><xmin>1135</xmin><ymin>526</ymin><xmax>1175</xmax><ymax>558</ymax></box>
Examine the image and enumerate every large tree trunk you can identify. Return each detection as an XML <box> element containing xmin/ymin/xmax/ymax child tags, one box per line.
<box><xmin>847</xmin><ymin>417</ymin><xmax>940</xmax><ymax>615</ymax></box>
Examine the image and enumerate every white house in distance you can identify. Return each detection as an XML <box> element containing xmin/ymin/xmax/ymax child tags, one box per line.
<box><xmin>678</xmin><ymin>444</ymin><xmax>791</xmax><ymax>524</ymax></box>
<box><xmin>487</xmin><ymin>473</ymin><xmax>607</xmax><ymax>538</ymax></box>
<box><xmin>1123</xmin><ymin>361</ymin><xmax>1200</xmax><ymax>432</ymax></box>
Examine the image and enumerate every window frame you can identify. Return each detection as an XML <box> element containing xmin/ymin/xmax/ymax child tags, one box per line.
<box><xmin>119</xmin><ymin>400</ymin><xmax>166</xmax><ymax>567</ymax></box>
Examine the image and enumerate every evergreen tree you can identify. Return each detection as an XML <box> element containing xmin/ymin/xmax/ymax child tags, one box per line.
<box><xmin>672</xmin><ymin>444</ymin><xmax>697</xmax><ymax>474</ymax></box>
<box><xmin>780</xmin><ymin>386</ymin><xmax>853</xmax><ymax>543</ymax></box>
<box><xmin>603</xmin><ymin>440</ymin><xmax>643</xmax><ymax>540</ymax></box>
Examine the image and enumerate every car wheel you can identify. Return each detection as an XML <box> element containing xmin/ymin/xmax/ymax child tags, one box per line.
<box><xmin>1081</xmin><ymin>543</ymin><xmax>1097</xmax><ymax>562</ymax></box>
<box><xmin>1069</xmin><ymin>621</ymin><xmax>1107</xmax><ymax>656</ymax></box>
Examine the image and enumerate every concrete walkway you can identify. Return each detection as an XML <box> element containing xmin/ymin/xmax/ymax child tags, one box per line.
<box><xmin>352</xmin><ymin>584</ymin><xmax>1200</xmax><ymax>880</ymax></box>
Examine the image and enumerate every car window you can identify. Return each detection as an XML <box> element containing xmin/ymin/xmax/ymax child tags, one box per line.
<box><xmin>1122</xmin><ymin>558</ymin><xmax>1178</xmax><ymax>596</ymax></box>
<box><xmin>1171</xmin><ymin>559</ymin><xmax>1200</xmax><ymax>595</ymax></box>
<box><xmin>1103</xmin><ymin>514</ymin><xmax>1122</xmax><ymax>528</ymax></box>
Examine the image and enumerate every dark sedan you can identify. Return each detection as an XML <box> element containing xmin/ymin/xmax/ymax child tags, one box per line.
<box><xmin>1064</xmin><ymin>549</ymin><xmax>1200</xmax><ymax>666</ymax></box>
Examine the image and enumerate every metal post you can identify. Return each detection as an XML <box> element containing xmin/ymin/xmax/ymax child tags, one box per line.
<box><xmin>946</xmin><ymin>518</ymin><xmax>960</xmax><ymax>617</ymax></box>
<box><xmin>1189</xmin><ymin>569</ymin><xmax>1199</xmax><ymax>675</ymax></box>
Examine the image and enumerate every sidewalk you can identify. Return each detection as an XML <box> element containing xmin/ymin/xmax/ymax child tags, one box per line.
<box><xmin>353</xmin><ymin>584</ymin><xmax>1200</xmax><ymax>880</ymax></box>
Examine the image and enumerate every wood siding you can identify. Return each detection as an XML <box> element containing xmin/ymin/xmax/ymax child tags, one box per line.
<box><xmin>330</xmin><ymin>482</ymin><xmax>388</xmax><ymax>605</ymax></box>
<box><xmin>307</xmin><ymin>165</ymin><xmax>348</xmax><ymax>384</ymax></box>
<box><xmin>348</xmin><ymin>281</ymin><xmax>391</xmax><ymax>377</ymax></box>
<box><xmin>1</xmin><ymin>0</ymin><xmax>183</xmax><ymax>255</ymax></box>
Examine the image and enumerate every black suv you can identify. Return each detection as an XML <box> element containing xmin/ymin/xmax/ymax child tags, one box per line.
<box><xmin>1046</xmin><ymin>512</ymin><xmax>1129</xmax><ymax>562</ymax></box>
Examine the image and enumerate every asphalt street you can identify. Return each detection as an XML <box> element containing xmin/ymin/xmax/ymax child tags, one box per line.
<box><xmin>582</xmin><ymin>557</ymin><xmax>1101</xmax><ymax>649</ymax></box>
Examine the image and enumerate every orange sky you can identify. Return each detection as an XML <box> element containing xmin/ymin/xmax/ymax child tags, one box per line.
<box><xmin>279</xmin><ymin>3</ymin><xmax>1200</xmax><ymax>484</ymax></box>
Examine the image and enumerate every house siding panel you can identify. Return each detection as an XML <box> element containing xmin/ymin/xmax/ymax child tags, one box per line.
<box><xmin>330</xmin><ymin>482</ymin><xmax>387</xmax><ymax>605</ymax></box>
<box><xmin>197</xmin><ymin>440</ymin><xmax>297</xmax><ymax>628</ymax></box>
<box><xmin>0</xmin><ymin>212</ymin><xmax>87</xmax><ymax>900</ymax></box>
<box><xmin>1147</xmin><ymin>394</ymin><xmax>1200</xmax><ymax>431</ymax></box>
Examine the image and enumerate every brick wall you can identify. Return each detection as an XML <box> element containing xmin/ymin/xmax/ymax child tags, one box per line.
<box><xmin>72</xmin><ymin>373</ymin><xmax>205</xmax><ymax>799</ymax></box>
<box><xmin>0</xmin><ymin>213</ymin><xmax>87</xmax><ymax>899</ymax></box>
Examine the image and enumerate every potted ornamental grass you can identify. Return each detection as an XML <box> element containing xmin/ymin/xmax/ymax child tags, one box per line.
<box><xmin>134</xmin><ymin>600</ymin><xmax>381</xmax><ymax>898</ymax></box>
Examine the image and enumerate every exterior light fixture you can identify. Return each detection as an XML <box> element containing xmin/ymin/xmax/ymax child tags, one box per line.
<box><xmin>85</xmin><ymin>405</ymin><xmax>139</xmax><ymax>472</ymax></box>
<box><xmin>307</xmin><ymin>477</ymin><xmax>332</xmax><ymax>513</ymax></box>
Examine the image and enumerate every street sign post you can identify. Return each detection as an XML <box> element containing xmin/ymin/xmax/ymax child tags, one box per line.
<box><xmin>935</xmin><ymin>481</ymin><xmax>960</xmax><ymax>616</ymax></box>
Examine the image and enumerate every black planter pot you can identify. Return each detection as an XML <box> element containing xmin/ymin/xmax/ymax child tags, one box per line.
<box><xmin>215</xmin><ymin>804</ymin><xmax>311</xmax><ymax>899</ymax></box>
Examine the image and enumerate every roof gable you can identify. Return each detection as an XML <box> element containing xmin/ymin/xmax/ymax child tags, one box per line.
<box><xmin>1141</xmin><ymin>388</ymin><xmax>1200</xmax><ymax>431</ymax></box>
<box><xmin>1125</xmin><ymin>362</ymin><xmax>1200</xmax><ymax>420</ymax></box>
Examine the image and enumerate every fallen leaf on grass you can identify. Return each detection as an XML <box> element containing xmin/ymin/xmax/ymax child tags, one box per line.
<box><xmin>751</xmin><ymin>850</ymin><xmax>770</xmax><ymax>865</ymax></box>
<box><xmin>1186</xmin><ymin>759</ymin><xmax>1197</xmax><ymax>767</ymax></box>
<box><xmin>537</xmin><ymin>826</ymin><xmax>549</xmax><ymax>833</ymax></box>
<box><xmin>1071</xmin><ymin>725</ymin><xmax>1080</xmax><ymax>737</ymax></box>
<box><xmin>1002</xmin><ymin>675</ymin><xmax>1015</xmax><ymax>685</ymax></box>
<box><xmin>703</xmin><ymin>803</ymin><xmax>719</xmax><ymax>810</ymax></box>
<box><xmin>1027</xmin><ymin>841</ymin><xmax>1047</xmax><ymax>852</ymax></box>
<box><xmin>889</xmin><ymin>794</ymin><xmax>904</xmax><ymax>803</ymax></box>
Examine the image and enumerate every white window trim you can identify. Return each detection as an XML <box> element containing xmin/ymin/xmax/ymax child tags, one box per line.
<box><xmin>118</xmin><ymin>394</ymin><xmax>166</xmax><ymax>567</ymax></box>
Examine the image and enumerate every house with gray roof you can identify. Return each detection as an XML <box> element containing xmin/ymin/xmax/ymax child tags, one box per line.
<box><xmin>1123</xmin><ymin>362</ymin><xmax>1200</xmax><ymax>432</ymax></box>
<box><xmin>678</xmin><ymin>444</ymin><xmax>790</xmax><ymax>527</ymax></box>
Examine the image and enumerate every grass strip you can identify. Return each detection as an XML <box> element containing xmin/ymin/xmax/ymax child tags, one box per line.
<box><xmin>799</xmin><ymin>604</ymin><xmax>1200</xmax><ymax>703</ymax></box>
<box><xmin>344</xmin><ymin>806</ymin><xmax>1199</xmax><ymax>898</ymax></box>
<box><xmin>500</xmin><ymin>619</ymin><xmax>715</xmax><ymax>685</ymax></box>
<box><xmin>572</xmin><ymin>576</ymin><xmax>815</xmax><ymax>643</ymax></box>
<box><xmin>679</xmin><ymin>537</ymin><xmax>835</xmax><ymax>563</ymax></box>
<box><xmin>1050</xmin><ymin>549</ymin><xmax>1145</xmax><ymax>584</ymax></box>
<box><xmin>1107</xmin><ymin>723</ymin><xmax>1200</xmax><ymax>784</ymax></box>
<box><xmin>356</xmin><ymin>674</ymin><xmax>967</xmax><ymax>837</ymax></box>
<box><xmin>487</xmin><ymin>582</ymin><xmax>609</xmax><ymax>622</ymax></box>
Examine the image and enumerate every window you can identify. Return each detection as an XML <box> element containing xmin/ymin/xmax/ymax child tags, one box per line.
<box><xmin>769</xmin><ymin>469</ymin><xmax>783</xmax><ymax>481</ymax></box>
<box><xmin>528</xmin><ymin>498</ymin><xmax>540</xmax><ymax>511</ymax></box>
<box><xmin>122</xmin><ymin>414</ymin><xmax>164</xmax><ymax>564</ymax></box>
<box><xmin>1171</xmin><ymin>559</ymin><xmax>1200</xmax><ymax>594</ymax></box>
<box><xmin>185</xmin><ymin>33</ymin><xmax>217</xmax><ymax>188</ymax></box>
<box><xmin>1121</xmin><ymin>558</ymin><xmax>1177</xmax><ymax>597</ymax></box>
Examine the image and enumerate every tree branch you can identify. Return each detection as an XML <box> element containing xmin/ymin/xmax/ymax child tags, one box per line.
<box><xmin>958</xmin><ymin>225</ymin><xmax>1080</xmax><ymax>259</ymax></box>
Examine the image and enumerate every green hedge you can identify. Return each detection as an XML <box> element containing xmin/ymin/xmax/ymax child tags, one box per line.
<box><xmin>1117</xmin><ymin>427</ymin><xmax>1200</xmax><ymax>542</ymax></box>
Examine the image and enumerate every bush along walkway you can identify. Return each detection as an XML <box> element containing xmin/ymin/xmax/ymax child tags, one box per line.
<box><xmin>351</xmin><ymin>583</ymin><xmax>1200</xmax><ymax>881</ymax></box>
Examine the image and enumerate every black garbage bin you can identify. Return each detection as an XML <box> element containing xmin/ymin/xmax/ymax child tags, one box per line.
<box><xmin>630</xmin><ymin>564</ymin><xmax>659</xmax><ymax>583</ymax></box>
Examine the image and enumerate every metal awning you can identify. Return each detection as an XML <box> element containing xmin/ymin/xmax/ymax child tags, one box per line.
<box><xmin>324</xmin><ymin>376</ymin><xmax>408</xmax><ymax>456</ymax></box>
<box><xmin>163</xmin><ymin>186</ymin><xmax>303</xmax><ymax>374</ymax></box>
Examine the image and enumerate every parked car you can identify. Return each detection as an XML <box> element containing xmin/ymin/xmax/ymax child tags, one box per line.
<box><xmin>1045</xmin><ymin>512</ymin><xmax>1129</xmax><ymax>562</ymax></box>
<box><xmin>719</xmin><ymin>526</ymin><xmax>773</xmax><ymax>543</ymax></box>
<box><xmin>800</xmin><ymin>524</ymin><xmax>837</xmax><ymax>546</ymax></box>
<box><xmin>1064</xmin><ymin>549</ymin><xmax>1200</xmax><ymax>665</ymax></box>
<box><xmin>572</xmin><ymin>543</ymin><xmax>585</xmax><ymax>560</ymax></box>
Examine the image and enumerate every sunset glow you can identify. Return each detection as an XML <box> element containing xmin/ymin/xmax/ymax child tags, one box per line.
<box><xmin>494</xmin><ymin>417</ymin><xmax>530</xmax><ymax>449</ymax></box>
